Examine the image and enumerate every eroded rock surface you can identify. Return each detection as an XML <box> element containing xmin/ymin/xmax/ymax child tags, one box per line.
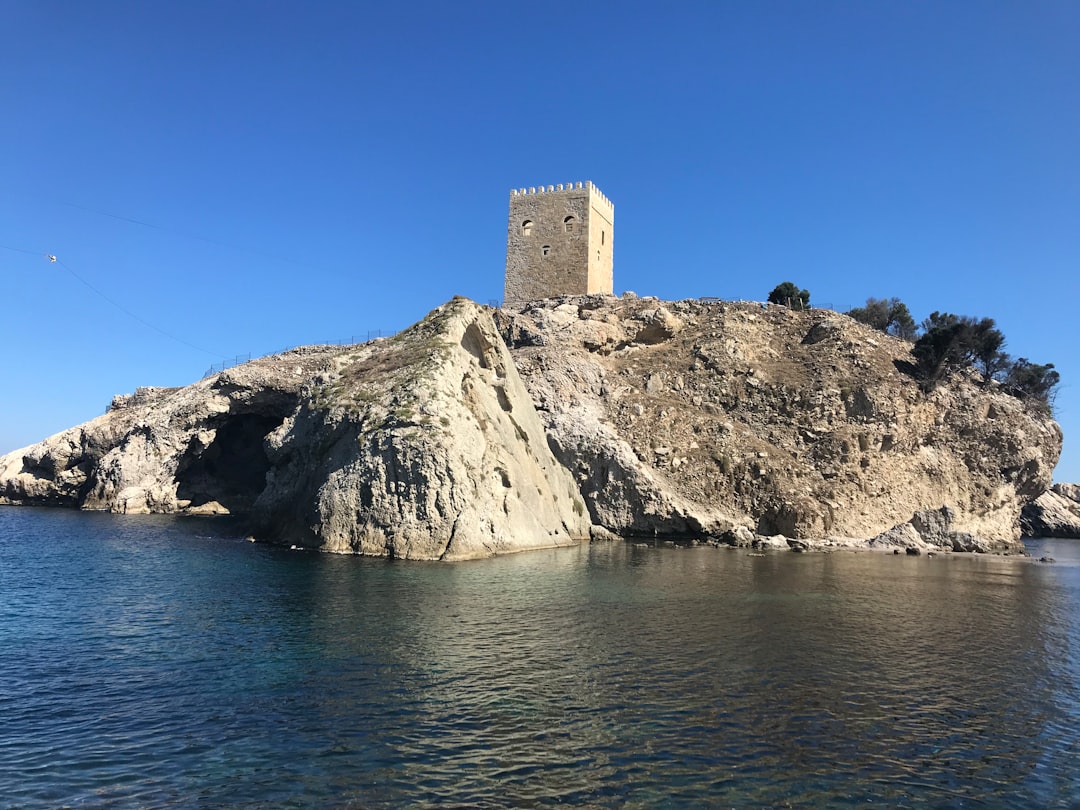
<box><xmin>0</xmin><ymin>299</ymin><xmax>591</xmax><ymax>560</ymax></box>
<box><xmin>0</xmin><ymin>294</ymin><xmax>1063</xmax><ymax>556</ymax></box>
<box><xmin>1021</xmin><ymin>484</ymin><xmax>1080</xmax><ymax>538</ymax></box>
<box><xmin>0</xmin><ymin>351</ymin><xmax>338</xmax><ymax>515</ymax></box>
<box><xmin>497</xmin><ymin>294</ymin><xmax>1061</xmax><ymax>552</ymax></box>
<box><xmin>249</xmin><ymin>298</ymin><xmax>591</xmax><ymax>559</ymax></box>
<box><xmin>869</xmin><ymin>507</ymin><xmax>991</xmax><ymax>553</ymax></box>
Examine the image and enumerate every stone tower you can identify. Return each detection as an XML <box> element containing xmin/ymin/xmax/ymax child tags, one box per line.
<box><xmin>504</xmin><ymin>181</ymin><xmax>614</xmax><ymax>303</ymax></box>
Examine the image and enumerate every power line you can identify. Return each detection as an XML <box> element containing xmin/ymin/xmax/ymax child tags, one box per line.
<box><xmin>52</xmin><ymin>255</ymin><xmax>227</xmax><ymax>359</ymax></box>
<box><xmin>3</xmin><ymin>244</ymin><xmax>227</xmax><ymax>359</ymax></box>
<box><xmin>0</xmin><ymin>244</ymin><xmax>41</xmax><ymax>257</ymax></box>
<box><xmin>53</xmin><ymin>198</ymin><xmax>318</xmax><ymax>271</ymax></box>
<box><xmin>2</xmin><ymin>189</ymin><xmax>320</xmax><ymax>270</ymax></box>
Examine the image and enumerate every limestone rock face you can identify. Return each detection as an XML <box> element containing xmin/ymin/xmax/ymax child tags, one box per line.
<box><xmin>0</xmin><ymin>299</ymin><xmax>591</xmax><ymax>560</ymax></box>
<box><xmin>0</xmin><ymin>352</ymin><xmax>337</xmax><ymax>515</ymax></box>
<box><xmin>0</xmin><ymin>294</ymin><xmax>1062</xmax><ymax>557</ymax></box>
<box><xmin>250</xmin><ymin>298</ymin><xmax>591</xmax><ymax>559</ymax></box>
<box><xmin>1021</xmin><ymin>484</ymin><xmax>1080</xmax><ymax>538</ymax></box>
<box><xmin>497</xmin><ymin>295</ymin><xmax>1062</xmax><ymax>552</ymax></box>
<box><xmin>869</xmin><ymin>507</ymin><xmax>991</xmax><ymax>553</ymax></box>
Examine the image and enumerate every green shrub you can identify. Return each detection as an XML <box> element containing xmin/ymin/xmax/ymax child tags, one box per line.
<box><xmin>1002</xmin><ymin>359</ymin><xmax>1060</xmax><ymax>409</ymax></box>
<box><xmin>767</xmin><ymin>282</ymin><xmax>810</xmax><ymax>311</ymax></box>
<box><xmin>911</xmin><ymin>312</ymin><xmax>1058</xmax><ymax>408</ymax></box>
<box><xmin>847</xmin><ymin>297</ymin><xmax>917</xmax><ymax>341</ymax></box>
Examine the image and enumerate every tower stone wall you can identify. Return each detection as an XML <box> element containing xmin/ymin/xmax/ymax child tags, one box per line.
<box><xmin>504</xmin><ymin>181</ymin><xmax>613</xmax><ymax>303</ymax></box>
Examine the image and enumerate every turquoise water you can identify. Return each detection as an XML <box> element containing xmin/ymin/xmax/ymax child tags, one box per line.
<box><xmin>1</xmin><ymin>507</ymin><xmax>1078</xmax><ymax>808</ymax></box>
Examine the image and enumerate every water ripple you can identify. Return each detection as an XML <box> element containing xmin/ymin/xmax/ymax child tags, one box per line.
<box><xmin>1</xmin><ymin>510</ymin><xmax>1079</xmax><ymax>807</ymax></box>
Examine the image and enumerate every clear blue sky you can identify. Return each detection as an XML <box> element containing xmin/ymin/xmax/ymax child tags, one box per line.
<box><xmin>3</xmin><ymin>1</ymin><xmax>1079</xmax><ymax>480</ymax></box>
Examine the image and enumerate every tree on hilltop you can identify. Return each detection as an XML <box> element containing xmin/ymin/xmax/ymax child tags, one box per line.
<box><xmin>912</xmin><ymin>317</ymin><xmax>968</xmax><ymax>391</ymax></box>
<box><xmin>1002</xmin><ymin>359</ymin><xmax>1060</xmax><ymax>410</ymax></box>
<box><xmin>913</xmin><ymin>312</ymin><xmax>1006</xmax><ymax>390</ymax></box>
<box><xmin>910</xmin><ymin>312</ymin><xmax>1058</xmax><ymax>410</ymax></box>
<box><xmin>767</xmin><ymin>282</ymin><xmax>810</xmax><ymax>311</ymax></box>
<box><xmin>847</xmin><ymin>297</ymin><xmax>917</xmax><ymax>341</ymax></box>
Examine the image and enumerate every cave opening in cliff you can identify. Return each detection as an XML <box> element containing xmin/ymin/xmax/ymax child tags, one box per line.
<box><xmin>175</xmin><ymin>413</ymin><xmax>282</xmax><ymax>513</ymax></box>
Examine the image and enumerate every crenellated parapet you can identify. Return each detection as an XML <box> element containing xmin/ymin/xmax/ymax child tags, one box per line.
<box><xmin>511</xmin><ymin>182</ymin><xmax>584</xmax><ymax>195</ymax></box>
<box><xmin>509</xmin><ymin>182</ymin><xmax>613</xmax><ymax>212</ymax></box>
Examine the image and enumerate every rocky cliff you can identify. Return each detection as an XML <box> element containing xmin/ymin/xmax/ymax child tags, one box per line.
<box><xmin>496</xmin><ymin>295</ymin><xmax>1060</xmax><ymax>552</ymax></box>
<box><xmin>0</xmin><ymin>299</ymin><xmax>592</xmax><ymax>560</ymax></box>
<box><xmin>0</xmin><ymin>294</ymin><xmax>1062</xmax><ymax>556</ymax></box>
<box><xmin>1021</xmin><ymin>484</ymin><xmax>1080</xmax><ymax>538</ymax></box>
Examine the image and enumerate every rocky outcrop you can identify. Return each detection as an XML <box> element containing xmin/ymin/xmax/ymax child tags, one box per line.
<box><xmin>497</xmin><ymin>294</ymin><xmax>1061</xmax><ymax>552</ymax></box>
<box><xmin>0</xmin><ymin>294</ymin><xmax>1062</xmax><ymax>556</ymax></box>
<box><xmin>869</xmin><ymin>507</ymin><xmax>993</xmax><ymax>553</ymax></box>
<box><xmin>0</xmin><ymin>352</ymin><xmax>339</xmax><ymax>515</ymax></box>
<box><xmin>1021</xmin><ymin>484</ymin><xmax>1080</xmax><ymax>538</ymax></box>
<box><xmin>0</xmin><ymin>299</ymin><xmax>592</xmax><ymax>560</ymax></box>
<box><xmin>248</xmin><ymin>298</ymin><xmax>592</xmax><ymax>559</ymax></box>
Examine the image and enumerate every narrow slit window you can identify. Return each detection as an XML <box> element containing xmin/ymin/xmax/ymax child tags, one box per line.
<box><xmin>542</xmin><ymin>245</ymin><xmax>551</xmax><ymax>257</ymax></box>
<box><xmin>601</xmin><ymin>230</ymin><xmax>606</xmax><ymax>245</ymax></box>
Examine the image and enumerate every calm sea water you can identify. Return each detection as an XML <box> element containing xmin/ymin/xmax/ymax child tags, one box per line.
<box><xmin>1</xmin><ymin>508</ymin><xmax>1078</xmax><ymax>808</ymax></box>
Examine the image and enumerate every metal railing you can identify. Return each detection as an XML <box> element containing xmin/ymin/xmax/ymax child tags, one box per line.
<box><xmin>201</xmin><ymin>330</ymin><xmax>395</xmax><ymax>379</ymax></box>
<box><xmin>202</xmin><ymin>353</ymin><xmax>252</xmax><ymax>378</ymax></box>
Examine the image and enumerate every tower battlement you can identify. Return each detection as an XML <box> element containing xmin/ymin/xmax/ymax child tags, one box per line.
<box><xmin>509</xmin><ymin>182</ymin><xmax>614</xmax><ymax>214</ymax></box>
<box><xmin>504</xmin><ymin>181</ymin><xmax>614</xmax><ymax>304</ymax></box>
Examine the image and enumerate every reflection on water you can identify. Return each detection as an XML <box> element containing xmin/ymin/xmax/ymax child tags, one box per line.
<box><xmin>1</xmin><ymin>508</ymin><xmax>1078</xmax><ymax>807</ymax></box>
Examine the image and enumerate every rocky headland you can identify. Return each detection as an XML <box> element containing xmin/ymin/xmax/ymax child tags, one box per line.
<box><xmin>0</xmin><ymin>295</ymin><xmax>1063</xmax><ymax>558</ymax></box>
<box><xmin>1021</xmin><ymin>483</ymin><xmax>1080</xmax><ymax>538</ymax></box>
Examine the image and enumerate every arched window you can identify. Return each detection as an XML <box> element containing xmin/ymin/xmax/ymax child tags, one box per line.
<box><xmin>542</xmin><ymin>245</ymin><xmax>551</xmax><ymax>257</ymax></box>
<box><xmin>521</xmin><ymin>220</ymin><xmax>534</xmax><ymax>236</ymax></box>
<box><xmin>563</xmin><ymin>215</ymin><xmax>576</xmax><ymax>233</ymax></box>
